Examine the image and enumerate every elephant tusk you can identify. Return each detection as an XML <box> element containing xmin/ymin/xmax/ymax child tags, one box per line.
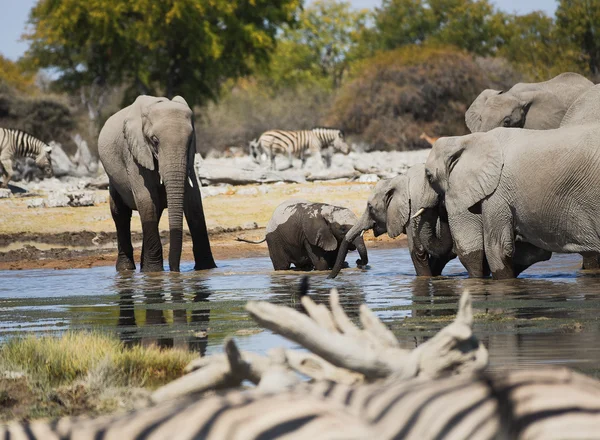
<box><xmin>411</xmin><ymin>207</ymin><xmax>426</xmax><ymax>219</ymax></box>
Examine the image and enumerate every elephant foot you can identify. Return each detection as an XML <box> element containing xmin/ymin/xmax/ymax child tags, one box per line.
<box><xmin>581</xmin><ymin>254</ymin><xmax>600</xmax><ymax>270</ymax></box>
<box><xmin>194</xmin><ymin>260</ymin><xmax>217</xmax><ymax>270</ymax></box>
<box><xmin>356</xmin><ymin>259</ymin><xmax>367</xmax><ymax>268</ymax></box>
<box><xmin>491</xmin><ymin>266</ymin><xmax>516</xmax><ymax>280</ymax></box>
<box><xmin>116</xmin><ymin>256</ymin><xmax>136</xmax><ymax>271</ymax></box>
<box><xmin>140</xmin><ymin>261</ymin><xmax>165</xmax><ymax>273</ymax></box>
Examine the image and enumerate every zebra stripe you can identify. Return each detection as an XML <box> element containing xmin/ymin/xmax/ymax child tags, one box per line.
<box><xmin>0</xmin><ymin>128</ymin><xmax>48</xmax><ymax>159</ymax></box>
<box><xmin>252</xmin><ymin>128</ymin><xmax>348</xmax><ymax>168</ymax></box>
<box><xmin>3</xmin><ymin>368</ymin><xmax>600</xmax><ymax>439</ymax></box>
<box><xmin>0</xmin><ymin>128</ymin><xmax>53</xmax><ymax>186</ymax></box>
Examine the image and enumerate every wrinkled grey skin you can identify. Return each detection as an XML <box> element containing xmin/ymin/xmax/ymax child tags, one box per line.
<box><xmin>264</xmin><ymin>199</ymin><xmax>368</xmax><ymax>271</ymax></box>
<box><xmin>98</xmin><ymin>95</ymin><xmax>216</xmax><ymax>273</ymax></box>
<box><xmin>561</xmin><ymin>84</ymin><xmax>600</xmax><ymax>128</ymax></box>
<box><xmin>423</xmin><ymin>126</ymin><xmax>600</xmax><ymax>279</ymax></box>
<box><xmin>466</xmin><ymin>73</ymin><xmax>593</xmax><ymax>133</ymax></box>
<box><xmin>329</xmin><ymin>164</ymin><xmax>455</xmax><ymax>279</ymax></box>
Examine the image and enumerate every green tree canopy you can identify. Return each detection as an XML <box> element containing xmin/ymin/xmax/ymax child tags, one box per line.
<box><xmin>556</xmin><ymin>0</ymin><xmax>600</xmax><ymax>75</ymax></box>
<box><xmin>256</xmin><ymin>0</ymin><xmax>370</xmax><ymax>90</ymax></box>
<box><xmin>373</xmin><ymin>0</ymin><xmax>506</xmax><ymax>56</ymax></box>
<box><xmin>23</xmin><ymin>0</ymin><xmax>301</xmax><ymax>109</ymax></box>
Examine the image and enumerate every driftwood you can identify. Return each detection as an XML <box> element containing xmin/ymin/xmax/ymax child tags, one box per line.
<box><xmin>152</xmin><ymin>289</ymin><xmax>487</xmax><ymax>404</ymax></box>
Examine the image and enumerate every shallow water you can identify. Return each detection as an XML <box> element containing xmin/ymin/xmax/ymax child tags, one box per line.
<box><xmin>1</xmin><ymin>248</ymin><xmax>600</xmax><ymax>376</ymax></box>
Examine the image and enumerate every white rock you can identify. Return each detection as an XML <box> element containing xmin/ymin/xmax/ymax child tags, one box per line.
<box><xmin>68</xmin><ymin>191</ymin><xmax>96</xmax><ymax>207</ymax></box>
<box><xmin>27</xmin><ymin>198</ymin><xmax>45</xmax><ymax>208</ymax></box>
<box><xmin>236</xmin><ymin>186</ymin><xmax>259</xmax><ymax>196</ymax></box>
<box><xmin>0</xmin><ymin>189</ymin><xmax>11</xmax><ymax>198</ymax></box>
<box><xmin>357</xmin><ymin>174</ymin><xmax>380</xmax><ymax>182</ymax></box>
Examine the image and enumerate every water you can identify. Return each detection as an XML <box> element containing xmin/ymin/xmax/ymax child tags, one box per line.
<box><xmin>1</xmin><ymin>248</ymin><xmax>600</xmax><ymax>377</ymax></box>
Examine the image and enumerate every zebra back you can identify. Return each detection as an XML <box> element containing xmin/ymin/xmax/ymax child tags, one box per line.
<box><xmin>3</xmin><ymin>368</ymin><xmax>600</xmax><ymax>439</ymax></box>
<box><xmin>257</xmin><ymin>130</ymin><xmax>317</xmax><ymax>159</ymax></box>
<box><xmin>0</xmin><ymin>128</ymin><xmax>49</xmax><ymax>159</ymax></box>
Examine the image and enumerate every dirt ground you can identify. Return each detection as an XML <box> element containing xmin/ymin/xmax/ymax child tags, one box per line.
<box><xmin>0</xmin><ymin>181</ymin><xmax>404</xmax><ymax>270</ymax></box>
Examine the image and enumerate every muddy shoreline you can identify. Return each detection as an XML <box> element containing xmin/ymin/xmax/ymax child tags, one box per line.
<box><xmin>0</xmin><ymin>228</ymin><xmax>404</xmax><ymax>270</ymax></box>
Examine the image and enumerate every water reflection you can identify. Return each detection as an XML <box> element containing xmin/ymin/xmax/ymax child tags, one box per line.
<box><xmin>114</xmin><ymin>272</ymin><xmax>211</xmax><ymax>354</ymax></box>
<box><xmin>1</xmin><ymin>249</ymin><xmax>600</xmax><ymax>376</ymax></box>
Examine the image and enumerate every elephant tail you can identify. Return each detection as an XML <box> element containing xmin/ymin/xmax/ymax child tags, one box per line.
<box><xmin>235</xmin><ymin>236</ymin><xmax>267</xmax><ymax>244</ymax></box>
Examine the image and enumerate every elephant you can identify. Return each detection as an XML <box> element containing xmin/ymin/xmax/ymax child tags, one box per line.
<box><xmin>465</xmin><ymin>72</ymin><xmax>593</xmax><ymax>133</ymax></box>
<box><xmin>422</xmin><ymin>125</ymin><xmax>600</xmax><ymax>279</ymax></box>
<box><xmin>237</xmin><ymin>199</ymin><xmax>368</xmax><ymax>271</ymax></box>
<box><xmin>560</xmin><ymin>84</ymin><xmax>600</xmax><ymax>128</ymax></box>
<box><xmin>98</xmin><ymin>95</ymin><xmax>216</xmax><ymax>272</ymax></box>
<box><xmin>328</xmin><ymin>164</ymin><xmax>455</xmax><ymax>279</ymax></box>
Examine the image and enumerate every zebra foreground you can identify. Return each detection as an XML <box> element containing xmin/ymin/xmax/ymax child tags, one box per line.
<box><xmin>249</xmin><ymin>128</ymin><xmax>350</xmax><ymax>169</ymax></box>
<box><xmin>0</xmin><ymin>128</ymin><xmax>53</xmax><ymax>187</ymax></box>
<box><xmin>2</xmin><ymin>290</ymin><xmax>600</xmax><ymax>439</ymax></box>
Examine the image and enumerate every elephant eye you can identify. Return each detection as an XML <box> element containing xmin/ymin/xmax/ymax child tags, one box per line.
<box><xmin>150</xmin><ymin>135</ymin><xmax>159</xmax><ymax>147</ymax></box>
<box><xmin>425</xmin><ymin>168</ymin><xmax>433</xmax><ymax>183</ymax></box>
<box><xmin>502</xmin><ymin>117</ymin><xmax>511</xmax><ymax>127</ymax></box>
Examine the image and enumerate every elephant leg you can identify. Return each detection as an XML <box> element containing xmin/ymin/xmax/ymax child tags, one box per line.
<box><xmin>429</xmin><ymin>254</ymin><xmax>455</xmax><ymax>277</ymax></box>
<box><xmin>304</xmin><ymin>242</ymin><xmax>330</xmax><ymax>271</ymax></box>
<box><xmin>449</xmin><ymin>210</ymin><xmax>487</xmax><ymax>277</ymax></box>
<box><xmin>134</xmin><ymin>188</ymin><xmax>164</xmax><ymax>273</ymax></box>
<box><xmin>184</xmin><ymin>169</ymin><xmax>217</xmax><ymax>270</ymax></box>
<box><xmin>266</xmin><ymin>235</ymin><xmax>291</xmax><ymax>270</ymax></box>
<box><xmin>482</xmin><ymin>209</ymin><xmax>515</xmax><ymax>280</ymax></box>
<box><xmin>513</xmin><ymin>242</ymin><xmax>552</xmax><ymax>276</ymax></box>
<box><xmin>110</xmin><ymin>188</ymin><xmax>135</xmax><ymax>271</ymax></box>
<box><xmin>581</xmin><ymin>253</ymin><xmax>600</xmax><ymax>270</ymax></box>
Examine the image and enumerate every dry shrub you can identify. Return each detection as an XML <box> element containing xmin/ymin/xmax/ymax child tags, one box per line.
<box><xmin>0</xmin><ymin>81</ymin><xmax>76</xmax><ymax>153</ymax></box>
<box><xmin>327</xmin><ymin>45</ymin><xmax>498</xmax><ymax>151</ymax></box>
<box><xmin>195</xmin><ymin>79</ymin><xmax>333</xmax><ymax>155</ymax></box>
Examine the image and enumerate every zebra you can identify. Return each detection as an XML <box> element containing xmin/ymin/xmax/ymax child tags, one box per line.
<box><xmin>2</xmin><ymin>367</ymin><xmax>599</xmax><ymax>439</ymax></box>
<box><xmin>0</xmin><ymin>128</ymin><xmax>53</xmax><ymax>188</ymax></box>
<box><xmin>249</xmin><ymin>128</ymin><xmax>350</xmax><ymax>170</ymax></box>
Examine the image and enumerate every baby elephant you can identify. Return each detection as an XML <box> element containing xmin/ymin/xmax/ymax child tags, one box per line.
<box><xmin>237</xmin><ymin>199</ymin><xmax>368</xmax><ymax>271</ymax></box>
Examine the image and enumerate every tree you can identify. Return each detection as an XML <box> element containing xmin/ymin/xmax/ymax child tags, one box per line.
<box><xmin>556</xmin><ymin>0</ymin><xmax>600</xmax><ymax>75</ymax></box>
<box><xmin>0</xmin><ymin>56</ymin><xmax>37</xmax><ymax>94</ymax></box>
<box><xmin>373</xmin><ymin>0</ymin><xmax>506</xmax><ymax>56</ymax></box>
<box><xmin>23</xmin><ymin>0</ymin><xmax>301</xmax><ymax>136</ymax></box>
<box><xmin>498</xmin><ymin>12</ymin><xmax>586</xmax><ymax>80</ymax></box>
<box><xmin>258</xmin><ymin>0</ymin><xmax>370</xmax><ymax>90</ymax></box>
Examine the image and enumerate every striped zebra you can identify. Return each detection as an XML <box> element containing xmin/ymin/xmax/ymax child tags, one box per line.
<box><xmin>249</xmin><ymin>128</ymin><xmax>350</xmax><ymax>169</ymax></box>
<box><xmin>3</xmin><ymin>368</ymin><xmax>599</xmax><ymax>439</ymax></box>
<box><xmin>0</xmin><ymin>128</ymin><xmax>53</xmax><ymax>187</ymax></box>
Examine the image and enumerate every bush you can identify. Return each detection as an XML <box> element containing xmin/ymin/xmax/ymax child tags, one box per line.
<box><xmin>195</xmin><ymin>79</ymin><xmax>333</xmax><ymax>155</ymax></box>
<box><xmin>327</xmin><ymin>45</ymin><xmax>506</xmax><ymax>150</ymax></box>
<box><xmin>0</xmin><ymin>81</ymin><xmax>76</xmax><ymax>153</ymax></box>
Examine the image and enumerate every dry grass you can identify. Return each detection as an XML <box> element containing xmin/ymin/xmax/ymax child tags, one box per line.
<box><xmin>0</xmin><ymin>332</ymin><xmax>195</xmax><ymax>388</ymax></box>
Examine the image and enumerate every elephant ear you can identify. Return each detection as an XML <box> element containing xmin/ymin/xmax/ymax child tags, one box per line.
<box><xmin>446</xmin><ymin>134</ymin><xmax>503</xmax><ymax>215</ymax></box>
<box><xmin>306</xmin><ymin>216</ymin><xmax>338</xmax><ymax>251</ymax></box>
<box><xmin>518</xmin><ymin>91</ymin><xmax>567</xmax><ymax>130</ymax></box>
<box><xmin>123</xmin><ymin>95</ymin><xmax>162</xmax><ymax>170</ymax></box>
<box><xmin>385</xmin><ymin>176</ymin><xmax>411</xmax><ymax>238</ymax></box>
<box><xmin>465</xmin><ymin>89</ymin><xmax>502</xmax><ymax>132</ymax></box>
<box><xmin>172</xmin><ymin>95</ymin><xmax>190</xmax><ymax>108</ymax></box>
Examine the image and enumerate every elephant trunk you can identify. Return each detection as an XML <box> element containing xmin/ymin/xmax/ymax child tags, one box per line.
<box><xmin>354</xmin><ymin>235</ymin><xmax>368</xmax><ymax>267</ymax></box>
<box><xmin>417</xmin><ymin>208</ymin><xmax>453</xmax><ymax>257</ymax></box>
<box><xmin>328</xmin><ymin>211</ymin><xmax>372</xmax><ymax>279</ymax></box>
<box><xmin>164</xmin><ymin>167</ymin><xmax>187</xmax><ymax>272</ymax></box>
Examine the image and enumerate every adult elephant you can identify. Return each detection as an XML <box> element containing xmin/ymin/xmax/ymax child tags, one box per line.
<box><xmin>98</xmin><ymin>95</ymin><xmax>216</xmax><ymax>272</ymax></box>
<box><xmin>560</xmin><ymin>84</ymin><xmax>600</xmax><ymax>128</ymax></box>
<box><xmin>465</xmin><ymin>73</ymin><xmax>593</xmax><ymax>133</ymax></box>
<box><xmin>329</xmin><ymin>164</ymin><xmax>455</xmax><ymax>279</ymax></box>
<box><xmin>422</xmin><ymin>126</ymin><xmax>600</xmax><ymax>279</ymax></box>
<box><xmin>237</xmin><ymin>199</ymin><xmax>368</xmax><ymax>272</ymax></box>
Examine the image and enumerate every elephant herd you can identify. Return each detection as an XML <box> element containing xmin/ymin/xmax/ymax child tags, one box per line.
<box><xmin>98</xmin><ymin>72</ymin><xmax>600</xmax><ymax>281</ymax></box>
<box><xmin>331</xmin><ymin>71</ymin><xmax>600</xmax><ymax>280</ymax></box>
